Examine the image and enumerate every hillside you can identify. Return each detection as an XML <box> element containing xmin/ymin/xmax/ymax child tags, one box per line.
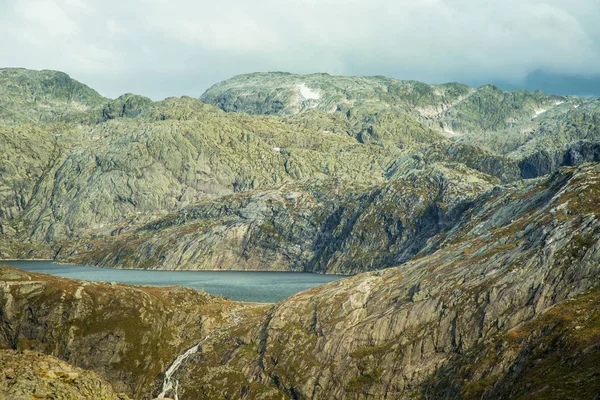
<box><xmin>201</xmin><ymin>72</ymin><xmax>599</xmax><ymax>177</ymax></box>
<box><xmin>0</xmin><ymin>349</ymin><xmax>131</xmax><ymax>400</ymax></box>
<box><xmin>1</xmin><ymin>67</ymin><xmax>600</xmax><ymax>398</ymax></box>
<box><xmin>2</xmin><ymin>163</ymin><xmax>599</xmax><ymax>399</ymax></box>
<box><xmin>69</xmin><ymin>163</ymin><xmax>497</xmax><ymax>274</ymax></box>
<box><xmin>0</xmin><ymin>68</ymin><xmax>107</xmax><ymax>124</ymax></box>
<box><xmin>158</xmin><ymin>163</ymin><xmax>600</xmax><ymax>399</ymax></box>
<box><xmin>0</xmin><ymin>264</ymin><xmax>266</xmax><ymax>398</ymax></box>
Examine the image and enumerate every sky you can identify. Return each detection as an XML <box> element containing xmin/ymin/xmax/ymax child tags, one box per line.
<box><xmin>1</xmin><ymin>0</ymin><xmax>600</xmax><ymax>100</ymax></box>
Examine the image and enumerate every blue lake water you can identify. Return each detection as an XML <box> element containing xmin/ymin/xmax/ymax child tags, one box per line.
<box><xmin>1</xmin><ymin>260</ymin><xmax>344</xmax><ymax>303</ymax></box>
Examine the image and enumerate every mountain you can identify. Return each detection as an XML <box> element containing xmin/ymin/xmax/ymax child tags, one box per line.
<box><xmin>0</xmin><ymin>68</ymin><xmax>107</xmax><ymax>124</ymax></box>
<box><xmin>0</xmin><ymin>264</ymin><xmax>266</xmax><ymax>399</ymax></box>
<box><xmin>1</xmin><ymin>68</ymin><xmax>600</xmax><ymax>398</ymax></box>
<box><xmin>201</xmin><ymin>72</ymin><xmax>600</xmax><ymax>178</ymax></box>
<box><xmin>199</xmin><ymin>72</ymin><xmax>574</xmax><ymax>137</ymax></box>
<box><xmin>69</xmin><ymin>163</ymin><xmax>497</xmax><ymax>274</ymax></box>
<box><xmin>2</xmin><ymin>163</ymin><xmax>599</xmax><ymax>399</ymax></box>
<box><xmin>2</xmin><ymin>68</ymin><xmax>600</xmax><ymax>274</ymax></box>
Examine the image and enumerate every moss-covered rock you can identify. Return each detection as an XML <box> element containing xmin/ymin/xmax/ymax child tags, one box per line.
<box><xmin>0</xmin><ymin>264</ymin><xmax>267</xmax><ymax>399</ymax></box>
<box><xmin>0</xmin><ymin>349</ymin><xmax>131</xmax><ymax>400</ymax></box>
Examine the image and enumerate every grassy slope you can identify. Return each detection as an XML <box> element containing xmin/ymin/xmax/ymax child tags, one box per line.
<box><xmin>0</xmin><ymin>264</ymin><xmax>268</xmax><ymax>399</ymax></box>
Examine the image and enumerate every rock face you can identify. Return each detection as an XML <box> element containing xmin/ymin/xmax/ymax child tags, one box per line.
<box><xmin>0</xmin><ymin>265</ymin><xmax>267</xmax><ymax>399</ymax></box>
<box><xmin>0</xmin><ymin>349</ymin><xmax>131</xmax><ymax>400</ymax></box>
<box><xmin>70</xmin><ymin>163</ymin><xmax>496</xmax><ymax>274</ymax></box>
<box><xmin>201</xmin><ymin>72</ymin><xmax>600</xmax><ymax>179</ymax></box>
<box><xmin>519</xmin><ymin>140</ymin><xmax>600</xmax><ymax>179</ymax></box>
<box><xmin>161</xmin><ymin>163</ymin><xmax>600</xmax><ymax>399</ymax></box>
<box><xmin>423</xmin><ymin>286</ymin><xmax>600</xmax><ymax>399</ymax></box>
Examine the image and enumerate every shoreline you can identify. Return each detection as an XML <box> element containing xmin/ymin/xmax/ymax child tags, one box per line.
<box><xmin>0</xmin><ymin>263</ymin><xmax>273</xmax><ymax>306</ymax></box>
<box><xmin>0</xmin><ymin>258</ymin><xmax>352</xmax><ymax>277</ymax></box>
<box><xmin>0</xmin><ymin>260</ymin><xmax>345</xmax><ymax>304</ymax></box>
<box><xmin>0</xmin><ymin>259</ymin><xmax>351</xmax><ymax>276</ymax></box>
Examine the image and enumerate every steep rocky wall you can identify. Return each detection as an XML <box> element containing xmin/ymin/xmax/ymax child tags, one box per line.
<box><xmin>519</xmin><ymin>140</ymin><xmax>600</xmax><ymax>179</ymax></box>
<box><xmin>67</xmin><ymin>163</ymin><xmax>496</xmax><ymax>274</ymax></box>
<box><xmin>422</xmin><ymin>285</ymin><xmax>600</xmax><ymax>399</ymax></box>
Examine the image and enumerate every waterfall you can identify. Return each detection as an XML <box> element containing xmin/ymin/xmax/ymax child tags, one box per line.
<box><xmin>157</xmin><ymin>311</ymin><xmax>241</xmax><ymax>399</ymax></box>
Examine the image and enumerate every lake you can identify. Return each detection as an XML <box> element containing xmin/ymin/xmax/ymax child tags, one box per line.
<box><xmin>1</xmin><ymin>260</ymin><xmax>344</xmax><ymax>303</ymax></box>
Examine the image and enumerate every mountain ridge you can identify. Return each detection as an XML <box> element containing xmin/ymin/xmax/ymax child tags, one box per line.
<box><xmin>0</xmin><ymin>68</ymin><xmax>599</xmax><ymax>275</ymax></box>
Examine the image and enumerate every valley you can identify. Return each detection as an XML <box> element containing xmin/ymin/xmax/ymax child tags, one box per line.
<box><xmin>1</xmin><ymin>68</ymin><xmax>600</xmax><ymax>399</ymax></box>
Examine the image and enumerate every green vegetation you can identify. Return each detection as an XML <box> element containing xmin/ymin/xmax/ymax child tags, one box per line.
<box><xmin>346</xmin><ymin>368</ymin><xmax>383</xmax><ymax>393</ymax></box>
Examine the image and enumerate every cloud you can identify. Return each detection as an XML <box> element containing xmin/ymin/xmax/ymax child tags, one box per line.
<box><xmin>16</xmin><ymin>0</ymin><xmax>78</xmax><ymax>38</ymax></box>
<box><xmin>1</xmin><ymin>0</ymin><xmax>599</xmax><ymax>99</ymax></box>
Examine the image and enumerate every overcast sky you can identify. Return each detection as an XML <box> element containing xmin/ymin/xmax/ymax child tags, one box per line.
<box><xmin>2</xmin><ymin>0</ymin><xmax>600</xmax><ymax>100</ymax></box>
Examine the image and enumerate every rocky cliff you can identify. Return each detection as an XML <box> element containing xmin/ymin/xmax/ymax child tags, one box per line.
<box><xmin>69</xmin><ymin>163</ymin><xmax>496</xmax><ymax>274</ymax></box>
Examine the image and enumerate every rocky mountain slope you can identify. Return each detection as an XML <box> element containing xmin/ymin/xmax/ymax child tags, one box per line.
<box><xmin>1</xmin><ymin>68</ymin><xmax>599</xmax><ymax>400</ymax></box>
<box><xmin>3</xmin><ymin>157</ymin><xmax>600</xmax><ymax>399</ymax></box>
<box><xmin>69</xmin><ymin>163</ymin><xmax>497</xmax><ymax>274</ymax></box>
<box><xmin>0</xmin><ymin>349</ymin><xmax>131</xmax><ymax>400</ymax></box>
<box><xmin>0</xmin><ymin>264</ymin><xmax>267</xmax><ymax>399</ymax></box>
<box><xmin>201</xmin><ymin>72</ymin><xmax>599</xmax><ymax>177</ymax></box>
<box><xmin>0</xmin><ymin>68</ymin><xmax>107</xmax><ymax>124</ymax></box>
<box><xmin>2</xmin><ymin>166</ymin><xmax>598</xmax><ymax>400</ymax></box>
<box><xmin>159</xmin><ymin>163</ymin><xmax>600</xmax><ymax>399</ymax></box>
<box><xmin>2</xmin><ymin>68</ymin><xmax>600</xmax><ymax>275</ymax></box>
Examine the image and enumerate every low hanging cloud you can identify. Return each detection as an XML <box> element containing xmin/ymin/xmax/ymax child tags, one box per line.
<box><xmin>1</xmin><ymin>0</ymin><xmax>599</xmax><ymax>99</ymax></box>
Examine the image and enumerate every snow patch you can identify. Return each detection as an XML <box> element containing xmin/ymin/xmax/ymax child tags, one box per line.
<box><xmin>533</xmin><ymin>109</ymin><xmax>547</xmax><ymax>119</ymax></box>
<box><xmin>444</xmin><ymin>128</ymin><xmax>456</xmax><ymax>136</ymax></box>
<box><xmin>574</xmin><ymin>104</ymin><xmax>580</xmax><ymax>109</ymax></box>
<box><xmin>297</xmin><ymin>83</ymin><xmax>320</xmax><ymax>101</ymax></box>
<box><xmin>555</xmin><ymin>101</ymin><xmax>565</xmax><ymax>106</ymax></box>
